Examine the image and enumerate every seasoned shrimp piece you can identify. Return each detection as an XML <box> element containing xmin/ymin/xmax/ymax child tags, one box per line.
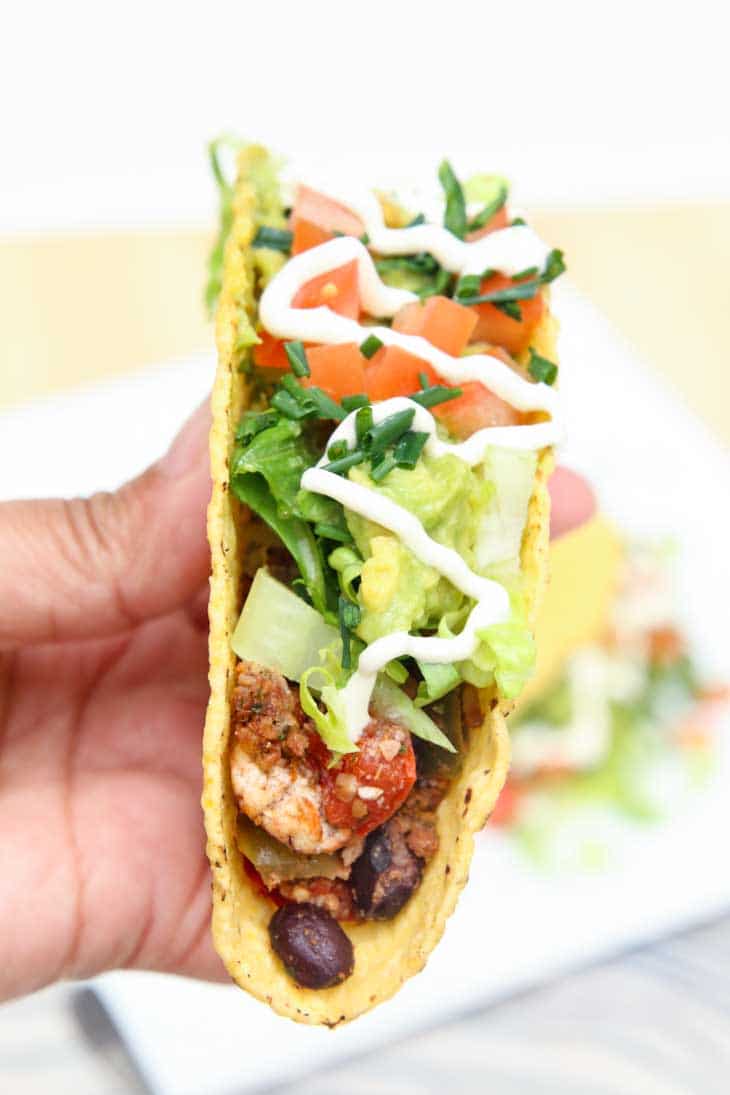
<box><xmin>230</xmin><ymin>661</ymin><xmax>354</xmax><ymax>855</ymax></box>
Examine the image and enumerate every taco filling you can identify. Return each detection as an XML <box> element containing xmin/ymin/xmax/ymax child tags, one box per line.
<box><xmin>207</xmin><ymin>144</ymin><xmax>564</xmax><ymax>994</ymax></box>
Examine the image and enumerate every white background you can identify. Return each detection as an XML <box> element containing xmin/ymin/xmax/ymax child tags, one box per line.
<box><xmin>2</xmin><ymin>1</ymin><xmax>730</xmax><ymax>233</ymax></box>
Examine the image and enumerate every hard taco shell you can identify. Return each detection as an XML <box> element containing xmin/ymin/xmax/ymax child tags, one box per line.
<box><xmin>202</xmin><ymin>146</ymin><xmax>555</xmax><ymax>1025</ymax></box>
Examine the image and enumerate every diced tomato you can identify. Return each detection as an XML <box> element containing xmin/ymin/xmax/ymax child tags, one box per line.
<box><xmin>303</xmin><ymin>343</ymin><xmax>367</xmax><ymax>402</ymax></box>
<box><xmin>316</xmin><ymin>723</ymin><xmax>417</xmax><ymax>838</ymax></box>
<box><xmin>434</xmin><ymin>381</ymin><xmax>522</xmax><ymax>439</ymax></box>
<box><xmin>292</xmin><ymin>259</ymin><xmax>360</xmax><ymax>319</ymax></box>
<box><xmin>291</xmin><ymin>185</ymin><xmax>365</xmax><ymax>255</ymax></box>
<box><xmin>252</xmin><ymin>330</ymin><xmax>290</xmax><ymax>371</ymax></box>
<box><xmin>364</xmin><ymin>344</ymin><xmax>438</xmax><ymax>402</ymax></box>
<box><xmin>467</xmin><ymin>206</ymin><xmax>509</xmax><ymax>240</ymax></box>
<box><xmin>392</xmin><ymin>295</ymin><xmax>478</xmax><ymax>356</ymax></box>
<box><xmin>470</xmin><ymin>272</ymin><xmax>544</xmax><ymax>355</ymax></box>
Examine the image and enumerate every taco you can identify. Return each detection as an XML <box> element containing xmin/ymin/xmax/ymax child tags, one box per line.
<box><xmin>203</xmin><ymin>143</ymin><xmax>564</xmax><ymax>1025</ymax></box>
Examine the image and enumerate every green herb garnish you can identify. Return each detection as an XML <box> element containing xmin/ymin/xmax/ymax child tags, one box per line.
<box><xmin>370</xmin><ymin>453</ymin><xmax>399</xmax><ymax>482</ymax></box>
<box><xmin>359</xmin><ymin>334</ymin><xmax>383</xmax><ymax>360</ymax></box>
<box><xmin>367</xmin><ymin>408</ymin><xmax>416</xmax><ymax>462</ymax></box>
<box><xmin>338</xmin><ymin>596</ymin><xmax>361</xmax><ymax>670</ymax></box>
<box><xmin>394</xmin><ymin>430</ymin><xmax>429</xmax><ymax>469</ymax></box>
<box><xmin>341</xmin><ymin>393</ymin><xmax>370</xmax><ymax>412</ymax></box>
<box><xmin>467</xmin><ymin>182</ymin><xmax>508</xmax><ymax>233</ymax></box>
<box><xmin>411</xmin><ymin>384</ymin><xmax>462</xmax><ymax>409</ymax></box>
<box><xmin>252</xmin><ymin>226</ymin><xmax>293</xmax><ymax>253</ymax></box>
<box><xmin>324</xmin><ymin>451</ymin><xmax>366</xmax><ymax>475</ymax></box>
<box><xmin>527</xmin><ymin>348</ymin><xmax>558</xmax><ymax>385</ymax></box>
<box><xmin>327</xmin><ymin>440</ymin><xmax>349</xmax><ymax>462</ymax></box>
<box><xmin>355</xmin><ymin>404</ymin><xmax>374</xmax><ymax>443</ymax></box>
<box><xmin>284</xmin><ymin>340</ymin><xmax>310</xmax><ymax>377</ymax></box>
<box><xmin>438</xmin><ymin>160</ymin><xmax>467</xmax><ymax>240</ymax></box>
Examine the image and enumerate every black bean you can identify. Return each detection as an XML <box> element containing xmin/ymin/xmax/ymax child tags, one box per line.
<box><xmin>351</xmin><ymin>820</ymin><xmax>423</xmax><ymax>920</ymax></box>
<box><xmin>268</xmin><ymin>903</ymin><xmax>354</xmax><ymax>989</ymax></box>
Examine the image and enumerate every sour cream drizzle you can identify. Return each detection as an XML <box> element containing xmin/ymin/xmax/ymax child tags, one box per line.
<box><xmin>302</xmin><ymin>399</ymin><xmax>516</xmax><ymax>739</ymax></box>
<box><xmin>258</xmin><ymin>190</ymin><xmax>562</xmax><ymax>743</ymax></box>
<box><xmin>259</xmin><ymin>237</ymin><xmax>561</xmax><ymax>429</ymax></box>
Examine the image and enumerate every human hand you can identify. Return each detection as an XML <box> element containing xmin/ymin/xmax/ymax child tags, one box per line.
<box><xmin>0</xmin><ymin>400</ymin><xmax>593</xmax><ymax>1002</ymax></box>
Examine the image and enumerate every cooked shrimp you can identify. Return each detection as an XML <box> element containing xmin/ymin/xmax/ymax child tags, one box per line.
<box><xmin>230</xmin><ymin>661</ymin><xmax>354</xmax><ymax>855</ymax></box>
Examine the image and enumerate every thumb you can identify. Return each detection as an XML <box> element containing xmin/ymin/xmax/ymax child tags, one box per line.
<box><xmin>0</xmin><ymin>401</ymin><xmax>211</xmax><ymax>647</ymax></box>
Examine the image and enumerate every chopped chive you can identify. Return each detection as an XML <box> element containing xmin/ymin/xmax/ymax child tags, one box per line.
<box><xmin>455</xmin><ymin>274</ymin><xmax>481</xmax><ymax>300</ymax></box>
<box><xmin>341</xmin><ymin>393</ymin><xmax>370</xmax><ymax>412</ymax></box>
<box><xmin>418</xmin><ymin>372</ymin><xmax>431</xmax><ymax>389</ymax></box>
<box><xmin>284</xmin><ymin>340</ymin><xmax>310</xmax><ymax>377</ymax></box>
<box><xmin>271</xmin><ymin>390</ymin><xmax>310</xmax><ymax>419</ymax></box>
<box><xmin>494</xmin><ymin>300</ymin><xmax>523</xmax><ymax>320</ymax></box>
<box><xmin>370</xmin><ymin>453</ymin><xmax>399</xmax><ymax>482</ymax></box>
<box><xmin>251</xmin><ymin>226</ymin><xmax>293</xmax><ymax>253</ymax></box>
<box><xmin>528</xmin><ymin>347</ymin><xmax>558</xmax><ymax>385</ymax></box>
<box><xmin>411</xmin><ymin>385</ymin><xmax>462</xmax><ymax>409</ymax></box>
<box><xmin>455</xmin><ymin>282</ymin><xmax>539</xmax><ymax>307</ymax></box>
<box><xmin>279</xmin><ymin>373</ymin><xmax>308</xmax><ymax>399</ymax></box>
<box><xmin>324</xmin><ymin>450</ymin><xmax>366</xmax><ymax>475</ymax></box>
<box><xmin>367</xmin><ymin>408</ymin><xmax>415</xmax><ymax>461</ymax></box>
<box><xmin>306</xmin><ymin>386</ymin><xmax>347</xmax><ymax>421</ymax></box>
<box><xmin>338</xmin><ymin>595</ymin><xmax>361</xmax><ymax>670</ymax></box>
<box><xmin>406</xmin><ymin>213</ymin><xmax>426</xmax><ymax>227</ymax></box>
<box><xmin>360</xmin><ymin>232</ymin><xmax>370</xmax><ymax>245</ymax></box>
<box><xmin>359</xmin><ymin>334</ymin><xmax>383</xmax><ymax>360</ymax></box>
<box><xmin>314</xmin><ymin>522</ymin><xmax>353</xmax><ymax>543</ymax></box>
<box><xmin>432</xmin><ymin>268</ymin><xmax>454</xmax><ymax>296</ymax></box>
<box><xmin>327</xmin><ymin>440</ymin><xmax>349</xmax><ymax>462</ymax></box>
<box><xmin>467</xmin><ymin>182</ymin><xmax>508</xmax><ymax>232</ymax></box>
<box><xmin>542</xmin><ymin>249</ymin><xmax>567</xmax><ymax>283</ymax></box>
<box><xmin>438</xmin><ymin>160</ymin><xmax>467</xmax><ymax>240</ymax></box>
<box><xmin>512</xmin><ymin>266</ymin><xmax>539</xmax><ymax>281</ymax></box>
<box><xmin>355</xmin><ymin>404</ymin><xmax>373</xmax><ymax>443</ymax></box>
<box><xmin>395</xmin><ymin>430</ymin><xmax>429</xmax><ymax>468</ymax></box>
<box><xmin>511</xmin><ymin>216</ymin><xmax>526</xmax><ymax>227</ymax></box>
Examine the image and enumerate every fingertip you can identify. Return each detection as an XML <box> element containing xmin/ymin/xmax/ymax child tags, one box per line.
<box><xmin>549</xmin><ymin>466</ymin><xmax>596</xmax><ymax>539</ymax></box>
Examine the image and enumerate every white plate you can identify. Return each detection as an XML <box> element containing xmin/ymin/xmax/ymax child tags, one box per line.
<box><xmin>2</xmin><ymin>287</ymin><xmax>729</xmax><ymax>1095</ymax></box>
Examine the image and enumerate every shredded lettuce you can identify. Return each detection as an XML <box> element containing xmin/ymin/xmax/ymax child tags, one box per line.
<box><xmin>300</xmin><ymin>667</ymin><xmax>358</xmax><ymax>755</ymax></box>
<box><xmin>372</xmin><ymin>676</ymin><xmax>456</xmax><ymax>753</ymax></box>
<box><xmin>415</xmin><ymin>661</ymin><xmax>461</xmax><ymax>708</ymax></box>
<box><xmin>231</xmin><ymin>569</ymin><xmax>338</xmax><ymax>681</ymax></box>
<box><xmin>476</xmin><ymin>619</ymin><xmax>536</xmax><ymax>699</ymax></box>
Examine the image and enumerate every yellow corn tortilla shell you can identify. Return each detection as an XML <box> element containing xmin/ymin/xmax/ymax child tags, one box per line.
<box><xmin>202</xmin><ymin>146</ymin><xmax>555</xmax><ymax>1025</ymax></box>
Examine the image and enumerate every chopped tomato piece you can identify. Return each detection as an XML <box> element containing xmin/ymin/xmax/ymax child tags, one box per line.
<box><xmin>292</xmin><ymin>259</ymin><xmax>360</xmax><ymax>319</ymax></box>
<box><xmin>252</xmin><ymin>330</ymin><xmax>290</xmax><ymax>371</ymax></box>
<box><xmin>467</xmin><ymin>206</ymin><xmax>509</xmax><ymax>240</ymax></box>
<box><xmin>434</xmin><ymin>381</ymin><xmax>522</xmax><ymax>439</ymax></box>
<box><xmin>392</xmin><ymin>295</ymin><xmax>478</xmax><ymax>356</ymax></box>
<box><xmin>303</xmin><ymin>343</ymin><xmax>367</xmax><ymax>402</ymax></box>
<box><xmin>364</xmin><ymin>344</ymin><xmax>438</xmax><ymax>402</ymax></box>
<box><xmin>470</xmin><ymin>272</ymin><xmax>544</xmax><ymax>355</ymax></box>
<box><xmin>291</xmin><ymin>185</ymin><xmax>364</xmax><ymax>255</ymax></box>
<box><xmin>315</xmin><ymin>723</ymin><xmax>416</xmax><ymax>838</ymax></box>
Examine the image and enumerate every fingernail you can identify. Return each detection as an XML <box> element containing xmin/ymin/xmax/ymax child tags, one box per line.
<box><xmin>158</xmin><ymin>401</ymin><xmax>212</xmax><ymax>479</ymax></box>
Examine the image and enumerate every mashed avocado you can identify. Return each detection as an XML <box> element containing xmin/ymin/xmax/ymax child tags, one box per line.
<box><xmin>345</xmin><ymin>452</ymin><xmax>492</xmax><ymax>645</ymax></box>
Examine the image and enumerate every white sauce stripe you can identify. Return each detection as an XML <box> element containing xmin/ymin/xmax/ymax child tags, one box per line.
<box><xmin>254</xmin><ymin>184</ymin><xmax>563</xmax><ymax>743</ymax></box>
<box><xmin>301</xmin><ymin>458</ymin><xmax>510</xmax><ymax>739</ymax></box>
<box><xmin>258</xmin><ymin>237</ymin><xmax>558</xmax><ymax>421</ymax></box>
<box><xmin>298</xmin><ymin>180</ymin><xmax>551</xmax><ymax>276</ymax></box>
<box><xmin>319</xmin><ymin>396</ymin><xmax>560</xmax><ymax>467</ymax></box>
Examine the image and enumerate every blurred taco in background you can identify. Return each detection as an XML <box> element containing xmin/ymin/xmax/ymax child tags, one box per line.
<box><xmin>202</xmin><ymin>142</ymin><xmax>564</xmax><ymax>1024</ymax></box>
<box><xmin>493</xmin><ymin>517</ymin><xmax>729</xmax><ymax>865</ymax></box>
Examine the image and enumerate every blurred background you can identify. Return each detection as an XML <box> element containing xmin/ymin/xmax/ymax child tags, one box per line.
<box><xmin>1</xmin><ymin>2</ymin><xmax>730</xmax><ymax>1092</ymax></box>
